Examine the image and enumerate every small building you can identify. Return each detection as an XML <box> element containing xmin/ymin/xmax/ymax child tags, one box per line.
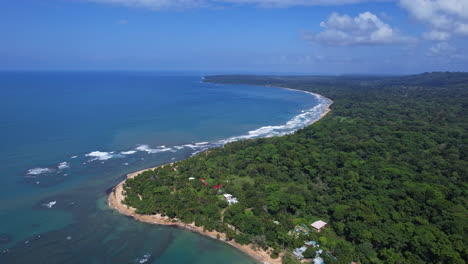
<box><xmin>188</xmin><ymin>177</ymin><xmax>195</xmax><ymax>180</ymax></box>
<box><xmin>311</xmin><ymin>220</ymin><xmax>327</xmax><ymax>232</ymax></box>
<box><xmin>213</xmin><ymin>184</ymin><xmax>222</xmax><ymax>189</ymax></box>
<box><xmin>227</xmin><ymin>197</ymin><xmax>238</xmax><ymax>204</ymax></box>
<box><xmin>313</xmin><ymin>257</ymin><xmax>324</xmax><ymax>264</ymax></box>
<box><xmin>200</xmin><ymin>179</ymin><xmax>209</xmax><ymax>186</ymax></box>
<box><xmin>223</xmin><ymin>193</ymin><xmax>238</xmax><ymax>205</ymax></box>
<box><xmin>305</xmin><ymin>241</ymin><xmax>317</xmax><ymax>247</ymax></box>
<box><xmin>293</xmin><ymin>240</ymin><xmax>323</xmax><ymax>260</ymax></box>
<box><xmin>295</xmin><ymin>225</ymin><xmax>311</xmax><ymax>235</ymax></box>
<box><xmin>293</xmin><ymin>246</ymin><xmax>307</xmax><ymax>260</ymax></box>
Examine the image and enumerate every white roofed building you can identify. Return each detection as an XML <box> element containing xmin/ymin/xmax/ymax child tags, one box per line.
<box><xmin>292</xmin><ymin>246</ymin><xmax>307</xmax><ymax>260</ymax></box>
<box><xmin>223</xmin><ymin>193</ymin><xmax>238</xmax><ymax>205</ymax></box>
<box><xmin>314</xmin><ymin>257</ymin><xmax>324</xmax><ymax>264</ymax></box>
<box><xmin>311</xmin><ymin>220</ymin><xmax>327</xmax><ymax>232</ymax></box>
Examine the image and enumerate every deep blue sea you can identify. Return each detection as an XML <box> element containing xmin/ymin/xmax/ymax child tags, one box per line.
<box><xmin>0</xmin><ymin>72</ymin><xmax>328</xmax><ymax>264</ymax></box>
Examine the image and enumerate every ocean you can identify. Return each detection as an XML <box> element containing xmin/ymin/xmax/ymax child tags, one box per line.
<box><xmin>0</xmin><ymin>72</ymin><xmax>327</xmax><ymax>264</ymax></box>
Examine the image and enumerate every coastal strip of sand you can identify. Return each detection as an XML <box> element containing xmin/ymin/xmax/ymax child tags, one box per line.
<box><xmin>273</xmin><ymin>87</ymin><xmax>333</xmax><ymax>127</ymax></box>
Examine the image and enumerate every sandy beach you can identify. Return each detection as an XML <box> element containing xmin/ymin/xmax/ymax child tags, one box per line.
<box><xmin>107</xmin><ymin>88</ymin><xmax>333</xmax><ymax>264</ymax></box>
<box><xmin>275</xmin><ymin>86</ymin><xmax>333</xmax><ymax>127</ymax></box>
<box><xmin>236</xmin><ymin>84</ymin><xmax>333</xmax><ymax>127</ymax></box>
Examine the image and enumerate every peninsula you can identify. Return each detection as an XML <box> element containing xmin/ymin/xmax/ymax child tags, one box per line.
<box><xmin>109</xmin><ymin>73</ymin><xmax>467</xmax><ymax>264</ymax></box>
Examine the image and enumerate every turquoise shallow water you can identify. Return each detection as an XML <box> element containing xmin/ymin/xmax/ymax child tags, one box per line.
<box><xmin>0</xmin><ymin>72</ymin><xmax>325</xmax><ymax>264</ymax></box>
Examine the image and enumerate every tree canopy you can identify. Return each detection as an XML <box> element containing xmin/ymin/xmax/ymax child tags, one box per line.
<box><xmin>123</xmin><ymin>72</ymin><xmax>467</xmax><ymax>264</ymax></box>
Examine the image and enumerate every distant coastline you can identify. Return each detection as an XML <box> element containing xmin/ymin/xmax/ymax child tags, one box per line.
<box><xmin>108</xmin><ymin>82</ymin><xmax>333</xmax><ymax>264</ymax></box>
<box><xmin>275</xmin><ymin>86</ymin><xmax>333</xmax><ymax>126</ymax></box>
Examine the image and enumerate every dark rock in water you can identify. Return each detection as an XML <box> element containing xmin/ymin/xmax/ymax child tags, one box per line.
<box><xmin>105</xmin><ymin>186</ymin><xmax>116</xmax><ymax>195</ymax></box>
<box><xmin>21</xmin><ymin>174</ymin><xmax>66</xmax><ymax>188</ymax></box>
<box><xmin>0</xmin><ymin>233</ymin><xmax>12</xmax><ymax>244</ymax></box>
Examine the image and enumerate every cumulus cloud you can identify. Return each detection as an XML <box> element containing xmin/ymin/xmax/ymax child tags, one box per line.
<box><xmin>400</xmin><ymin>0</ymin><xmax>468</xmax><ymax>40</ymax></box>
<box><xmin>428</xmin><ymin>42</ymin><xmax>456</xmax><ymax>56</ymax></box>
<box><xmin>305</xmin><ymin>12</ymin><xmax>415</xmax><ymax>46</ymax></box>
<box><xmin>426</xmin><ymin>41</ymin><xmax>467</xmax><ymax>61</ymax></box>
<box><xmin>423</xmin><ymin>30</ymin><xmax>451</xmax><ymax>41</ymax></box>
<box><xmin>84</xmin><ymin>0</ymin><xmax>389</xmax><ymax>9</ymax></box>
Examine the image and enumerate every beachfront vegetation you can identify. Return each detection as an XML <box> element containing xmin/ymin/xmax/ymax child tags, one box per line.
<box><xmin>123</xmin><ymin>72</ymin><xmax>467</xmax><ymax>264</ymax></box>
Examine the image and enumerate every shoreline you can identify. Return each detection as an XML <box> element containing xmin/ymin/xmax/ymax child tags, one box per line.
<box><xmin>223</xmin><ymin>83</ymin><xmax>333</xmax><ymax>126</ymax></box>
<box><xmin>108</xmin><ymin>84</ymin><xmax>333</xmax><ymax>264</ymax></box>
<box><xmin>277</xmin><ymin>86</ymin><xmax>332</xmax><ymax>127</ymax></box>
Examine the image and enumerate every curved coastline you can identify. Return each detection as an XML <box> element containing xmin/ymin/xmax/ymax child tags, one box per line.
<box><xmin>108</xmin><ymin>85</ymin><xmax>333</xmax><ymax>264</ymax></box>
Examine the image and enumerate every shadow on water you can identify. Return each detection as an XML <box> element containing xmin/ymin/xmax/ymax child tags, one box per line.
<box><xmin>0</xmin><ymin>234</ymin><xmax>12</xmax><ymax>244</ymax></box>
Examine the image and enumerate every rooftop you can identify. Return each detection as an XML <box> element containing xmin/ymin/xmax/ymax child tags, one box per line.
<box><xmin>311</xmin><ymin>220</ymin><xmax>327</xmax><ymax>230</ymax></box>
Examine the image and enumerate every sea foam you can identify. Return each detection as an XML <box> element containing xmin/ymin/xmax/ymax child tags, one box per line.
<box><xmin>218</xmin><ymin>93</ymin><xmax>330</xmax><ymax>144</ymax></box>
<box><xmin>121</xmin><ymin>150</ymin><xmax>137</xmax><ymax>155</ymax></box>
<box><xmin>58</xmin><ymin>162</ymin><xmax>70</xmax><ymax>170</ymax></box>
<box><xmin>85</xmin><ymin>151</ymin><xmax>115</xmax><ymax>161</ymax></box>
<box><xmin>166</xmin><ymin>92</ymin><xmax>331</xmax><ymax>156</ymax></box>
<box><xmin>135</xmin><ymin>145</ymin><xmax>172</xmax><ymax>154</ymax></box>
<box><xmin>27</xmin><ymin>168</ymin><xmax>52</xmax><ymax>175</ymax></box>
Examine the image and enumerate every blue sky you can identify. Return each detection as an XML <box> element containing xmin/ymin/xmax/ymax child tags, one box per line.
<box><xmin>1</xmin><ymin>0</ymin><xmax>467</xmax><ymax>74</ymax></box>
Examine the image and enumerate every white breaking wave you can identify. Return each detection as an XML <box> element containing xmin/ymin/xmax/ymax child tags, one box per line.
<box><xmin>218</xmin><ymin>93</ymin><xmax>331</xmax><ymax>145</ymax></box>
<box><xmin>121</xmin><ymin>150</ymin><xmax>137</xmax><ymax>155</ymax></box>
<box><xmin>85</xmin><ymin>151</ymin><xmax>115</xmax><ymax>161</ymax></box>
<box><xmin>26</xmin><ymin>91</ymin><xmax>331</xmax><ymax>173</ymax></box>
<box><xmin>58</xmin><ymin>162</ymin><xmax>70</xmax><ymax>170</ymax></box>
<box><xmin>172</xmin><ymin>92</ymin><xmax>331</xmax><ymax>156</ymax></box>
<box><xmin>70</xmin><ymin>155</ymin><xmax>78</xmax><ymax>159</ymax></box>
<box><xmin>43</xmin><ymin>201</ymin><xmax>56</xmax><ymax>208</ymax></box>
<box><xmin>182</xmin><ymin>144</ymin><xmax>198</xmax><ymax>149</ymax></box>
<box><xmin>137</xmin><ymin>254</ymin><xmax>151</xmax><ymax>264</ymax></box>
<box><xmin>27</xmin><ymin>168</ymin><xmax>52</xmax><ymax>175</ymax></box>
<box><xmin>135</xmin><ymin>145</ymin><xmax>172</xmax><ymax>154</ymax></box>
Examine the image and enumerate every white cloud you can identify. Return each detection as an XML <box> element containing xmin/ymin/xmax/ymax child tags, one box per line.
<box><xmin>86</xmin><ymin>0</ymin><xmax>208</xmax><ymax>10</ymax></box>
<box><xmin>400</xmin><ymin>0</ymin><xmax>468</xmax><ymax>40</ymax></box>
<box><xmin>429</xmin><ymin>42</ymin><xmax>455</xmax><ymax>56</ymax></box>
<box><xmin>423</xmin><ymin>30</ymin><xmax>451</xmax><ymax>41</ymax></box>
<box><xmin>219</xmin><ymin>0</ymin><xmax>390</xmax><ymax>7</ymax></box>
<box><xmin>305</xmin><ymin>12</ymin><xmax>415</xmax><ymax>46</ymax></box>
<box><xmin>426</xmin><ymin>41</ymin><xmax>467</xmax><ymax>61</ymax></box>
<box><xmin>84</xmin><ymin>0</ymin><xmax>390</xmax><ymax>10</ymax></box>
